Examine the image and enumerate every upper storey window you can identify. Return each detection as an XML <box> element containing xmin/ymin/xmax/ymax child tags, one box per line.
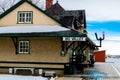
<box><xmin>18</xmin><ymin>11</ymin><xmax>33</xmax><ymax>24</ymax></box>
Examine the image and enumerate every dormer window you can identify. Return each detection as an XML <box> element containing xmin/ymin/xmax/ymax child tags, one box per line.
<box><xmin>18</xmin><ymin>11</ymin><xmax>33</xmax><ymax>24</ymax></box>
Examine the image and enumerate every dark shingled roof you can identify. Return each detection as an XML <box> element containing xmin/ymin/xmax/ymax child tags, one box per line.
<box><xmin>45</xmin><ymin>2</ymin><xmax>97</xmax><ymax>47</ymax></box>
<box><xmin>60</xmin><ymin>16</ymin><xmax>74</xmax><ymax>27</ymax></box>
<box><xmin>66</xmin><ymin>10</ymin><xmax>86</xmax><ymax>28</ymax></box>
<box><xmin>45</xmin><ymin>2</ymin><xmax>86</xmax><ymax>28</ymax></box>
<box><xmin>45</xmin><ymin>2</ymin><xmax>66</xmax><ymax>16</ymax></box>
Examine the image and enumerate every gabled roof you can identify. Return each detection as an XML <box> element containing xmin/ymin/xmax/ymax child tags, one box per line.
<box><xmin>0</xmin><ymin>0</ymin><xmax>87</xmax><ymax>37</ymax></box>
<box><xmin>66</xmin><ymin>10</ymin><xmax>86</xmax><ymax>28</ymax></box>
<box><xmin>0</xmin><ymin>0</ymin><xmax>63</xmax><ymax>26</ymax></box>
<box><xmin>45</xmin><ymin>2</ymin><xmax>86</xmax><ymax>28</ymax></box>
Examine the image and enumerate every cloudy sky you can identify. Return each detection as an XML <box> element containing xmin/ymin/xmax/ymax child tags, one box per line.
<box><xmin>0</xmin><ymin>0</ymin><xmax>120</xmax><ymax>55</ymax></box>
<box><xmin>54</xmin><ymin>0</ymin><xmax>120</xmax><ymax>55</ymax></box>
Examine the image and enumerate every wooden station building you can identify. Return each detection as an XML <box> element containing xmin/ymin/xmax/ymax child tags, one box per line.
<box><xmin>0</xmin><ymin>0</ymin><xmax>96</xmax><ymax>76</ymax></box>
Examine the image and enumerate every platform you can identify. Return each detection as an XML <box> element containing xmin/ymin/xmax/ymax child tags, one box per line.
<box><xmin>57</xmin><ymin>62</ymin><xmax>120</xmax><ymax>80</ymax></box>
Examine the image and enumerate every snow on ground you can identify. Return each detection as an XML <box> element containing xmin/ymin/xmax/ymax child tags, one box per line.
<box><xmin>106</xmin><ymin>57</ymin><xmax>120</xmax><ymax>72</ymax></box>
<box><xmin>0</xmin><ymin>74</ymin><xmax>52</xmax><ymax>80</ymax></box>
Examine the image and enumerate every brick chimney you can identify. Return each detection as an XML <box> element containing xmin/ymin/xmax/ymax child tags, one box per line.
<box><xmin>46</xmin><ymin>0</ymin><xmax>53</xmax><ymax>10</ymax></box>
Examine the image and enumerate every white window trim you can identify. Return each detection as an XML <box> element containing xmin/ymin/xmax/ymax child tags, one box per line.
<box><xmin>18</xmin><ymin>41</ymin><xmax>30</xmax><ymax>54</ymax></box>
<box><xmin>18</xmin><ymin>11</ymin><xmax>33</xmax><ymax>24</ymax></box>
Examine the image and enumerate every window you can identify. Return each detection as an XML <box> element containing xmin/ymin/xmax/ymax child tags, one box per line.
<box><xmin>18</xmin><ymin>41</ymin><xmax>30</xmax><ymax>54</ymax></box>
<box><xmin>18</xmin><ymin>11</ymin><xmax>33</xmax><ymax>23</ymax></box>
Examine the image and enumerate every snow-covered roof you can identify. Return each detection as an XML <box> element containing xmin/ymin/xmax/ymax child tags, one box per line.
<box><xmin>0</xmin><ymin>26</ymin><xmax>86</xmax><ymax>37</ymax></box>
<box><xmin>0</xmin><ymin>26</ymin><xmax>70</xmax><ymax>34</ymax></box>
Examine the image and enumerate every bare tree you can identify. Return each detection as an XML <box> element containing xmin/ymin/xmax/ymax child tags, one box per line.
<box><xmin>31</xmin><ymin>0</ymin><xmax>45</xmax><ymax>10</ymax></box>
<box><xmin>0</xmin><ymin>0</ymin><xmax>20</xmax><ymax>14</ymax></box>
<box><xmin>0</xmin><ymin>0</ymin><xmax>45</xmax><ymax>14</ymax></box>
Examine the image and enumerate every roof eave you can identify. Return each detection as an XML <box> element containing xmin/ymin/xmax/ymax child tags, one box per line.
<box><xmin>0</xmin><ymin>33</ymin><xmax>87</xmax><ymax>37</ymax></box>
<box><xmin>86</xmin><ymin>37</ymin><xmax>97</xmax><ymax>47</ymax></box>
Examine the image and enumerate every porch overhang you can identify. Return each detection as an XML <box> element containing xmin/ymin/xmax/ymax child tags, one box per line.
<box><xmin>0</xmin><ymin>32</ymin><xmax>86</xmax><ymax>37</ymax></box>
<box><xmin>0</xmin><ymin>26</ymin><xmax>87</xmax><ymax>37</ymax></box>
<box><xmin>86</xmin><ymin>37</ymin><xmax>97</xmax><ymax>49</ymax></box>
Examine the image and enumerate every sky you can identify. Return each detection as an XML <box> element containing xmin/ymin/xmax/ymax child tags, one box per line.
<box><xmin>0</xmin><ymin>0</ymin><xmax>120</xmax><ymax>55</ymax></box>
<box><xmin>54</xmin><ymin>0</ymin><xmax>120</xmax><ymax>55</ymax></box>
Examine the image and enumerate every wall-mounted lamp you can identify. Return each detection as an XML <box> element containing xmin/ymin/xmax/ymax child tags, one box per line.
<box><xmin>60</xmin><ymin>50</ymin><xmax>65</xmax><ymax>56</ymax></box>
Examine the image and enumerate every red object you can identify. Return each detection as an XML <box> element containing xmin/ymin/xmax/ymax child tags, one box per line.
<box><xmin>94</xmin><ymin>50</ymin><xmax>106</xmax><ymax>62</ymax></box>
<box><xmin>46</xmin><ymin>0</ymin><xmax>53</xmax><ymax>9</ymax></box>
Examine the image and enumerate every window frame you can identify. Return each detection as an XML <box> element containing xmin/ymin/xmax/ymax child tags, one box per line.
<box><xmin>18</xmin><ymin>40</ymin><xmax>30</xmax><ymax>54</ymax></box>
<box><xmin>17</xmin><ymin>11</ymin><xmax>33</xmax><ymax>24</ymax></box>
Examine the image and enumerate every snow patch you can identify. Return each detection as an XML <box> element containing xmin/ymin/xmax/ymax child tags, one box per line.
<box><xmin>0</xmin><ymin>74</ymin><xmax>48</xmax><ymax>80</ymax></box>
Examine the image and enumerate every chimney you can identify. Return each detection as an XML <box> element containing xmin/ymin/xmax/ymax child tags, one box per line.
<box><xmin>46</xmin><ymin>0</ymin><xmax>53</xmax><ymax>10</ymax></box>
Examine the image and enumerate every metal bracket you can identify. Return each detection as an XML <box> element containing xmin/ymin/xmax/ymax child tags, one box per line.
<box><xmin>95</xmin><ymin>32</ymin><xmax>105</xmax><ymax>47</ymax></box>
<box><xmin>11</xmin><ymin>37</ymin><xmax>18</xmax><ymax>54</ymax></box>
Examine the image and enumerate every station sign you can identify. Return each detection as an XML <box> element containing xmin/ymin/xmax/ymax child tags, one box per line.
<box><xmin>62</xmin><ymin>37</ymin><xmax>86</xmax><ymax>41</ymax></box>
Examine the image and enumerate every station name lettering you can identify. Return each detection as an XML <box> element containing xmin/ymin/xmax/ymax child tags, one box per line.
<box><xmin>63</xmin><ymin>37</ymin><xmax>86</xmax><ymax>41</ymax></box>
